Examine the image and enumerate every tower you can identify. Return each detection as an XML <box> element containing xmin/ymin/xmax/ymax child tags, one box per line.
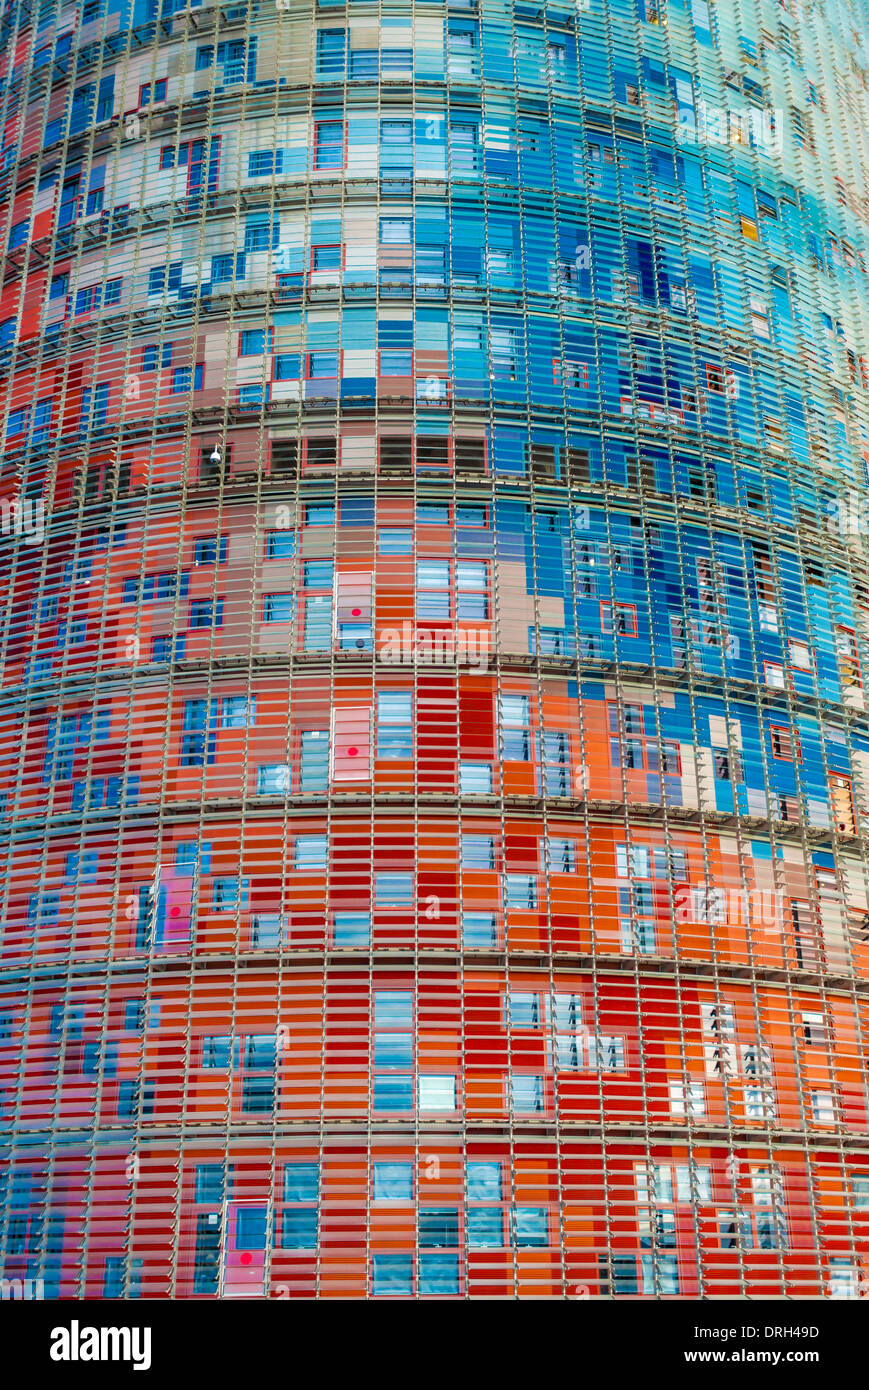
<box><xmin>1</xmin><ymin>0</ymin><xmax>869</xmax><ymax>1299</ymax></box>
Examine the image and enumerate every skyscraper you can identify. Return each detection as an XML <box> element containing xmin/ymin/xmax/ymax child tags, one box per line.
<box><xmin>1</xmin><ymin>0</ymin><xmax>869</xmax><ymax>1300</ymax></box>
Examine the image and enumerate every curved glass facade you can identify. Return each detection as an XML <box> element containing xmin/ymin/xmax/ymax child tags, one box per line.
<box><xmin>2</xmin><ymin>0</ymin><xmax>869</xmax><ymax>1301</ymax></box>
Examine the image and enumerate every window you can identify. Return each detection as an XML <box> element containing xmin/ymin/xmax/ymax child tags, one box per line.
<box><xmin>300</xmin><ymin>730</ymin><xmax>329</xmax><ymax>791</ymax></box>
<box><xmin>375</xmin><ymin>873</ymin><xmax>413</xmax><ymax>907</ymax></box>
<box><xmin>189</xmin><ymin>599</ymin><xmax>224</xmax><ymax>628</ymax></box>
<box><xmin>790</xmin><ymin>641</ymin><xmax>812</xmax><ymax>671</ymax></box>
<box><xmin>419</xmin><ymin>1210</ymin><xmax>460</xmax><ymax>1295</ymax></box>
<box><xmin>601</xmin><ymin>602</ymin><xmax>638</xmax><ymax>637</ymax></box>
<box><xmin>500</xmin><ymin>694</ymin><xmax>530</xmax><ymax>760</ymax></box>
<box><xmin>213</xmin><ymin>877</ymin><xmax>249</xmax><ymax>911</ymax></box>
<box><xmin>8</xmin><ymin>220</ymin><xmax>29</xmax><ymax>250</ymax></box>
<box><xmin>194</xmin><ymin>536</ymin><xmax>228</xmax><ymax>567</ymax></box>
<box><xmin>283</xmin><ymin>1163</ymin><xmax>319</xmax><ymax>1204</ymax></box>
<box><xmin>30</xmin><ymin>392</ymin><xmax>57</xmax><ymax>446</ymax></box>
<box><xmin>241</xmin><ymin>1034</ymin><xmax>276</xmax><ymax>1113</ymax></box>
<box><xmin>380</xmin><ymin>349</ymin><xmax>412</xmax><ymax>376</ymax></box>
<box><xmin>852</xmin><ymin>1175</ymin><xmax>869</xmax><ymax>1210</ymax></box>
<box><xmin>152</xmin><ymin>635</ymin><xmax>186</xmax><ymax>663</ymax></box>
<box><xmin>490</xmin><ymin>327</ymin><xmax>518</xmax><ymax>381</ymax></box>
<box><xmin>449</xmin><ymin>121</ymin><xmax>479</xmax><ymax>174</ymax></box>
<box><xmin>312</xmin><ymin>244</ymin><xmax>341</xmax><ymax>273</ymax></box>
<box><xmin>247</xmin><ymin>150</ymin><xmax>283</xmax><ymax>178</ymax></box>
<box><xmin>546</xmin><ymin>838</ymin><xmax>576</xmax><ymax>873</ymax></box>
<box><xmin>835</xmin><ymin>626</ymin><xmax>862</xmax><ymax>689</ymax></box>
<box><xmin>505</xmin><ymin>874</ymin><xmax>537</xmax><ymax>910</ymax></box>
<box><xmin>765</xmin><ymin>662</ymin><xmax>786</xmax><ymax>689</ymax></box>
<box><xmin>539</xmin><ymin>731</ymin><xmax>570</xmax><ymax>795</ymax></box>
<box><xmin>303</xmin><ymin>584</ymin><xmax>332</xmax><ymax>652</ymax></box>
<box><xmin>373</xmin><ymin>1163</ymin><xmax>413</xmax><ymax>1201</ymax></box>
<box><xmin>509</xmin><ymin>992</ymin><xmax>542</xmax><ymax>1028</ymax></box>
<box><xmin>456</xmin><ymin>561</ymin><xmax>488</xmax><ymax>620</ymax></box>
<box><xmin>669</xmin><ymin>1080</ymin><xmax>705</xmax><ymax>1117</ymax></box>
<box><xmin>463</xmin><ymin>912</ymin><xmax>497</xmax><ymax>947</ymax></box>
<box><xmin>257</xmin><ymin>764</ymin><xmax>289</xmax><ymax>794</ymax></box>
<box><xmin>307</xmin><ymin>351</ymin><xmax>339</xmax><ymax>379</ymax></box>
<box><xmin>511</xmin><ymin>1073</ymin><xmax>544</xmax><ymax>1113</ymax></box>
<box><xmin>378</xmin><ymin>529</ymin><xmax>412</xmax><ymax>558</ymax></box>
<box><xmin>142</xmin><ymin>342</ymin><xmax>173</xmax><ymax>372</ymax></box>
<box><xmin>211</xmin><ymin>253</ymin><xmax>245</xmax><ymax>283</ymax></box>
<box><xmin>553</xmin><ymin>994</ymin><xmax>583</xmax><ymax>1069</ymax></box>
<box><xmin>373</xmin><ymin>990</ymin><xmax>414</xmax><ymax>1113</ymax></box>
<box><xmin>240</xmin><ymin>328</ymin><xmax>268</xmax><ymax>356</ymax></box>
<box><xmin>103</xmin><ymin>1257</ymin><xmax>125</xmax><ymax>1298</ymax></box>
<box><xmin>350</xmin><ymin>47</ymin><xmax>379</xmax><ymax>79</ymax></box>
<box><xmin>372</xmin><ymin>1253</ymin><xmax>412</xmax><ymax>1296</ymax></box>
<box><xmin>280</xmin><ymin>1163</ymin><xmax>318</xmax><ymax>1249</ymax></box>
<box><xmin>221</xmin><ymin>37</ymin><xmax>254</xmax><ymax>85</ymax></box>
<box><xmin>828</xmin><ymin>1260</ymin><xmax>859</xmax><ymax>1298</ymax></box>
<box><xmin>416</xmin><ymin>560</ymin><xmax>450</xmax><ymax>620</ymax></box>
<box><xmin>304</xmin><ymin>560</ymin><xmax>334</xmax><ymax>588</ymax></box>
<box><xmin>244</xmin><ymin>217</ymin><xmax>279</xmax><ymax>253</ymax></box>
<box><xmin>66</xmin><ymin>851</ymin><xmax>99</xmax><ymax>883</ymax></box>
<box><xmin>713</xmin><ymin>749</ymin><xmax>742</xmax><ymax>782</ymax></box>
<box><xmin>78</xmin><ymin>383</ymin><xmax>109</xmax><ymax>436</ymax></box>
<box><xmin>417</xmin><ymin>503</ymin><xmax>449</xmax><ymax>525</ymax></box>
<box><xmin>462</xmin><ymin>835</ymin><xmax>495</xmax><ymax>871</ymax></box>
<box><xmin>467</xmin><ymin>1161</ymin><xmax>505</xmax><ymax>1248</ymax></box>
<box><xmin>380</xmin><ymin>217</ymin><xmax>412</xmax><ymax>245</ymax></box>
<box><xmin>487</xmin><ymin>248</ymin><xmax>513</xmax><ymax>281</ymax></box>
<box><xmin>74</xmin><ymin>285</ymin><xmax>101</xmax><ymax>316</ymax></box>
<box><xmin>239</xmin><ymin>383</ymin><xmax>269</xmax><ymax>408</ymax></box>
<box><xmin>555</xmin><ymin>359</ymin><xmax>589</xmax><ymax>389</ymax></box>
<box><xmin>294</xmin><ymin>835</ymin><xmax>327</xmax><ymax>870</ymax></box>
<box><xmin>176</xmin><ymin>841</ymin><xmax>210</xmax><ymax>876</ymax></box>
<box><xmin>180</xmin><ymin>698</ymin><xmax>219</xmax><ymax>766</ymax></box>
<box><xmin>750</xmin><ymin>297</ymin><xmax>770</xmax><ymax>337</ymax></box>
<box><xmin>515</xmin><ymin>1208</ymin><xmax>548</xmax><ymax>1248</ymax></box>
<box><xmin>376</xmin><ymin>692</ymin><xmax>412</xmax><ymax>758</ymax></box>
<box><xmin>800</xmin><ymin>1011</ymin><xmax>828</xmax><ymax>1045</ymax></box>
<box><xmin>236</xmin><ymin>1208</ymin><xmax>268</xmax><ymax>1251</ymax></box>
<box><xmin>172</xmin><ymin>364</ymin><xmax>203</xmax><ymax>393</ymax></box>
<box><xmin>333</xmin><ymin>912</ymin><xmax>370</xmax><ymax>946</ymax></box>
<box><xmin>460</xmin><ymin>762</ymin><xmax>492</xmax><ymax>794</ymax></box>
<box><xmin>148</xmin><ymin>262</ymin><xmax>183</xmax><ymax>296</ymax></box>
<box><xmin>123</xmin><ymin>1000</ymin><xmax>144</xmax><ymax>1033</ymax></box>
<box><xmin>266</xmin><ymin>531</ymin><xmax>295</xmax><ymax>560</ymax></box>
<box><xmin>314</xmin><ymin>120</ymin><xmax>345</xmax><ymax>170</ymax></box>
<box><xmin>263</xmin><ymin>593</ymin><xmax>294</xmax><ymax>623</ymax></box>
<box><xmin>202</xmin><ymin>1034</ymin><xmax>233</xmax><ymax>1069</ymax></box>
<box><xmin>315</xmin><ymin>28</ymin><xmax>346</xmax><ymax>79</ymax></box>
<box><xmin>6</xmin><ymin>408</ymin><xmax>27</xmax><ymax>439</ymax></box>
<box><xmin>380</xmin><ymin>119</ymin><xmax>413</xmax><ymax>173</ymax></box>
<box><xmin>419</xmin><ymin>1075</ymin><xmax>456</xmax><ymax>1111</ymax></box>
<box><xmin>139</xmin><ymin>78</ymin><xmax>167</xmax><ymax>106</ymax></box>
<box><xmin>448</xmin><ymin>24</ymin><xmax>478</xmax><ymax>77</ymax></box>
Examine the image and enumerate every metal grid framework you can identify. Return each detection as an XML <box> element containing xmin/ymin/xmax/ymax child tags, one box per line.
<box><xmin>1</xmin><ymin>0</ymin><xmax>869</xmax><ymax>1300</ymax></box>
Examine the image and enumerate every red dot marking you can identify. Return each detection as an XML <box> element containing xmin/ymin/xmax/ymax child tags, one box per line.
<box><xmin>347</xmin><ymin>746</ymin><xmax>358</xmax><ymax>756</ymax></box>
<box><xmin>240</xmin><ymin>1252</ymin><xmax>252</xmax><ymax>1266</ymax></box>
<box><xmin>351</xmin><ymin>607</ymin><xmax>361</xmax><ymax>616</ymax></box>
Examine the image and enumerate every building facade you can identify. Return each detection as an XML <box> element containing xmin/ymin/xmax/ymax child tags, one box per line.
<box><xmin>1</xmin><ymin>0</ymin><xmax>869</xmax><ymax>1299</ymax></box>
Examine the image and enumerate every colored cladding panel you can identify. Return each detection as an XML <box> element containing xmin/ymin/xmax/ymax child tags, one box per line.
<box><xmin>1</xmin><ymin>0</ymin><xmax>869</xmax><ymax>1304</ymax></box>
